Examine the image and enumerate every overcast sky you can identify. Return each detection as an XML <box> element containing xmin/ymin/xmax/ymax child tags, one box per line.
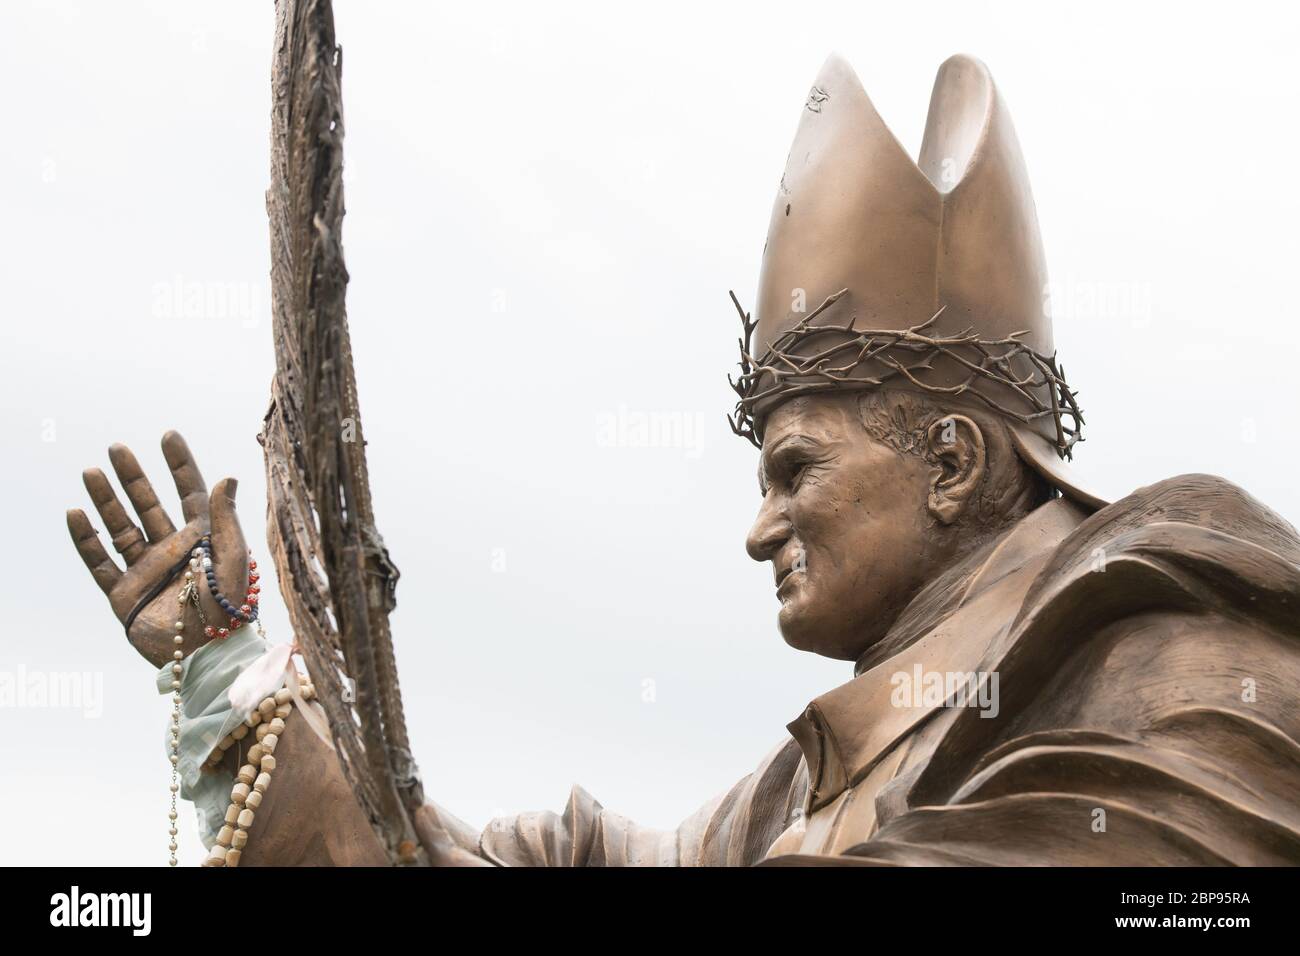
<box><xmin>3</xmin><ymin>0</ymin><xmax>1298</xmax><ymax>865</ymax></box>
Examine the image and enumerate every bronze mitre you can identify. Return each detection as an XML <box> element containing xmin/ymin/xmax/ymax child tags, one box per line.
<box><xmin>731</xmin><ymin>52</ymin><xmax>1107</xmax><ymax>509</ymax></box>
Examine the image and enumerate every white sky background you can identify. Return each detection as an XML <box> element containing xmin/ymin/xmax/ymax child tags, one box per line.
<box><xmin>2</xmin><ymin>0</ymin><xmax>1298</xmax><ymax>866</ymax></box>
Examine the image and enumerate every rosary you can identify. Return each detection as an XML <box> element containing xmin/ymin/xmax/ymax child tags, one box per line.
<box><xmin>166</xmin><ymin>534</ymin><xmax>316</xmax><ymax>866</ymax></box>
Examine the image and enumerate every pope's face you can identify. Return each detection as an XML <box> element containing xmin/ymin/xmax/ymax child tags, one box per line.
<box><xmin>746</xmin><ymin>393</ymin><xmax>940</xmax><ymax>661</ymax></box>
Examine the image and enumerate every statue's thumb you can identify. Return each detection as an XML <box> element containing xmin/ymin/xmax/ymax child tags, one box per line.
<box><xmin>209</xmin><ymin>477</ymin><xmax>242</xmax><ymax>554</ymax></box>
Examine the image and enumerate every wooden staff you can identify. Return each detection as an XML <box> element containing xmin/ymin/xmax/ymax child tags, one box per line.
<box><xmin>259</xmin><ymin>0</ymin><xmax>425</xmax><ymax>865</ymax></box>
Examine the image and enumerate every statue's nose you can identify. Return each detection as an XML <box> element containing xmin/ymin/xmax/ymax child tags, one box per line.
<box><xmin>747</xmin><ymin>494</ymin><xmax>792</xmax><ymax>563</ymax></box>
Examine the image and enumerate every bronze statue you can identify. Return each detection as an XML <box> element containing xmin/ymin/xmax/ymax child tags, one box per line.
<box><xmin>66</xmin><ymin>48</ymin><xmax>1300</xmax><ymax>866</ymax></box>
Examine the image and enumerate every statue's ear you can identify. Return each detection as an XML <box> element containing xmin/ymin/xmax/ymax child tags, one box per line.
<box><xmin>925</xmin><ymin>414</ymin><xmax>987</xmax><ymax>525</ymax></box>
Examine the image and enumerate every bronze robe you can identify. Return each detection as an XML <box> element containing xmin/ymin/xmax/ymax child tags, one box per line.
<box><xmin>431</xmin><ymin>474</ymin><xmax>1300</xmax><ymax>865</ymax></box>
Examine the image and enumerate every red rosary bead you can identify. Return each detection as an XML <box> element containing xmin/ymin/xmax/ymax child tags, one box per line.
<box><xmin>204</xmin><ymin>626</ymin><xmax>216</xmax><ymax>638</ymax></box>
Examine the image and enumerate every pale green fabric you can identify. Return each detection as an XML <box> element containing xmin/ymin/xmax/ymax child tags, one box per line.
<box><xmin>155</xmin><ymin>627</ymin><xmax>270</xmax><ymax>848</ymax></box>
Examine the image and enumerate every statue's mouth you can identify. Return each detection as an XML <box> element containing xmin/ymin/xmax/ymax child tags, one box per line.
<box><xmin>775</xmin><ymin>566</ymin><xmax>800</xmax><ymax>598</ymax></box>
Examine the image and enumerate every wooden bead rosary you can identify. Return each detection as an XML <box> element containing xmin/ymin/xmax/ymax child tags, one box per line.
<box><xmin>167</xmin><ymin>536</ymin><xmax>313</xmax><ymax>867</ymax></box>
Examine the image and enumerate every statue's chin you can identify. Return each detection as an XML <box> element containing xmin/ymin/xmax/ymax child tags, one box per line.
<box><xmin>778</xmin><ymin>579</ymin><xmax>892</xmax><ymax>662</ymax></box>
<box><xmin>778</xmin><ymin>602</ymin><xmax>871</xmax><ymax>662</ymax></box>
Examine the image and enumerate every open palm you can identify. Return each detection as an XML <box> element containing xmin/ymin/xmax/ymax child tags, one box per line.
<box><xmin>66</xmin><ymin>430</ymin><xmax>251</xmax><ymax>668</ymax></box>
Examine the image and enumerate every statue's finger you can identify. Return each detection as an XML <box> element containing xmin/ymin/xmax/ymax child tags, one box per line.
<box><xmin>161</xmin><ymin>430</ymin><xmax>209</xmax><ymax>525</ymax></box>
<box><xmin>209</xmin><ymin>476</ymin><xmax>247</xmax><ymax>578</ymax></box>
<box><xmin>82</xmin><ymin>467</ymin><xmax>148</xmax><ymax>565</ymax></box>
<box><xmin>109</xmin><ymin>443</ymin><xmax>176</xmax><ymax>543</ymax></box>
<box><xmin>66</xmin><ymin>508</ymin><xmax>123</xmax><ymax>595</ymax></box>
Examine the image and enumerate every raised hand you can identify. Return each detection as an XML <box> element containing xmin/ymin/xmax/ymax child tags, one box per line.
<box><xmin>66</xmin><ymin>430</ymin><xmax>251</xmax><ymax>668</ymax></box>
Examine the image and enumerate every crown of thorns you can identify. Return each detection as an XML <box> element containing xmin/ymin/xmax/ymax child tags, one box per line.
<box><xmin>727</xmin><ymin>289</ymin><xmax>1084</xmax><ymax>458</ymax></box>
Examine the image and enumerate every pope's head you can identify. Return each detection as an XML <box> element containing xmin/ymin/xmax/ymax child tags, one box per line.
<box><xmin>745</xmin><ymin>388</ymin><xmax>1051</xmax><ymax>662</ymax></box>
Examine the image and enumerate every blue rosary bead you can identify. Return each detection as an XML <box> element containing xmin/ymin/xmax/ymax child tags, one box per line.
<box><xmin>195</xmin><ymin>530</ymin><xmax>258</xmax><ymax>626</ymax></box>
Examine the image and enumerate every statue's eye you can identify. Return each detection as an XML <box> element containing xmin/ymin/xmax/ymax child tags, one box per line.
<box><xmin>764</xmin><ymin>439</ymin><xmax>824</xmax><ymax>493</ymax></box>
<box><xmin>773</xmin><ymin>451</ymin><xmax>812</xmax><ymax>491</ymax></box>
